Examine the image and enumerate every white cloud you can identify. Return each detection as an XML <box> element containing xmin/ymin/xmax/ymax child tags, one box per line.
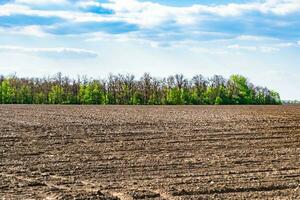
<box><xmin>189</xmin><ymin>47</ymin><xmax>229</xmax><ymax>55</ymax></box>
<box><xmin>76</xmin><ymin>1</ymin><xmax>101</xmax><ymax>9</ymax></box>
<box><xmin>86</xmin><ymin>32</ymin><xmax>135</xmax><ymax>42</ymax></box>
<box><xmin>1</xmin><ymin>0</ymin><xmax>299</xmax><ymax>28</ymax></box>
<box><xmin>262</xmin><ymin>0</ymin><xmax>300</xmax><ymax>15</ymax></box>
<box><xmin>227</xmin><ymin>44</ymin><xmax>257</xmax><ymax>51</ymax></box>
<box><xmin>0</xmin><ymin>4</ymin><xmax>111</xmax><ymax>23</ymax></box>
<box><xmin>298</xmin><ymin>41</ymin><xmax>300</xmax><ymax>45</ymax></box>
<box><xmin>0</xmin><ymin>26</ymin><xmax>48</xmax><ymax>37</ymax></box>
<box><xmin>0</xmin><ymin>0</ymin><xmax>299</xmax><ymax>50</ymax></box>
<box><xmin>276</xmin><ymin>42</ymin><xmax>295</xmax><ymax>47</ymax></box>
<box><xmin>15</xmin><ymin>0</ymin><xmax>69</xmax><ymax>5</ymax></box>
<box><xmin>0</xmin><ymin>45</ymin><xmax>98</xmax><ymax>58</ymax></box>
<box><xmin>260</xmin><ymin>46</ymin><xmax>279</xmax><ymax>53</ymax></box>
<box><xmin>0</xmin><ymin>4</ymin><xmax>28</xmax><ymax>16</ymax></box>
<box><xmin>236</xmin><ymin>35</ymin><xmax>277</xmax><ymax>41</ymax></box>
<box><xmin>20</xmin><ymin>26</ymin><xmax>48</xmax><ymax>37</ymax></box>
<box><xmin>99</xmin><ymin>0</ymin><xmax>300</xmax><ymax>27</ymax></box>
<box><xmin>227</xmin><ymin>44</ymin><xmax>279</xmax><ymax>53</ymax></box>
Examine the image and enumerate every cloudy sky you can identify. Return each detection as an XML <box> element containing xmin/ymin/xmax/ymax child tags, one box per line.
<box><xmin>0</xmin><ymin>0</ymin><xmax>299</xmax><ymax>100</ymax></box>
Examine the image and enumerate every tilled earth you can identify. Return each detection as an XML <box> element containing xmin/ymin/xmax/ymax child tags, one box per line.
<box><xmin>0</xmin><ymin>105</ymin><xmax>299</xmax><ymax>200</ymax></box>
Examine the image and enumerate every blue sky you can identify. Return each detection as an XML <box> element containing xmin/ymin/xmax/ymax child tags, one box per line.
<box><xmin>0</xmin><ymin>0</ymin><xmax>299</xmax><ymax>100</ymax></box>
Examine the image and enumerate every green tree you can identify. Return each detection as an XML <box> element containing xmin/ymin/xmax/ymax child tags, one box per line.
<box><xmin>229</xmin><ymin>75</ymin><xmax>252</xmax><ymax>104</ymax></box>
<box><xmin>1</xmin><ymin>79</ymin><xmax>14</xmax><ymax>104</ymax></box>
<box><xmin>34</xmin><ymin>92</ymin><xmax>47</xmax><ymax>104</ymax></box>
<box><xmin>131</xmin><ymin>91</ymin><xmax>143</xmax><ymax>105</ymax></box>
<box><xmin>19</xmin><ymin>85</ymin><xmax>32</xmax><ymax>104</ymax></box>
<box><xmin>0</xmin><ymin>73</ymin><xmax>282</xmax><ymax>105</ymax></box>
<box><xmin>48</xmin><ymin>85</ymin><xmax>64</xmax><ymax>104</ymax></box>
<box><xmin>215</xmin><ymin>96</ymin><xmax>223</xmax><ymax>105</ymax></box>
<box><xmin>83</xmin><ymin>84</ymin><xmax>93</xmax><ymax>104</ymax></box>
<box><xmin>0</xmin><ymin>80</ymin><xmax>2</xmax><ymax>104</ymax></box>
<box><xmin>166</xmin><ymin>88</ymin><xmax>183</xmax><ymax>105</ymax></box>
<box><xmin>269</xmin><ymin>90</ymin><xmax>281</xmax><ymax>104</ymax></box>
<box><xmin>91</xmin><ymin>82</ymin><xmax>105</xmax><ymax>104</ymax></box>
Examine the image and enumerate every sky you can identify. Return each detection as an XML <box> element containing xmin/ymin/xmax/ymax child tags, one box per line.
<box><xmin>0</xmin><ymin>0</ymin><xmax>299</xmax><ymax>100</ymax></box>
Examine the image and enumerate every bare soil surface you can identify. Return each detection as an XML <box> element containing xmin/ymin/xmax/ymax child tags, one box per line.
<box><xmin>0</xmin><ymin>105</ymin><xmax>299</xmax><ymax>199</ymax></box>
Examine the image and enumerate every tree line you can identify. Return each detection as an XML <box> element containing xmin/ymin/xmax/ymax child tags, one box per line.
<box><xmin>283</xmin><ymin>100</ymin><xmax>300</xmax><ymax>104</ymax></box>
<box><xmin>0</xmin><ymin>73</ymin><xmax>281</xmax><ymax>105</ymax></box>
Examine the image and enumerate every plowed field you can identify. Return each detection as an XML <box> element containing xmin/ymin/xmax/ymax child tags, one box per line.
<box><xmin>0</xmin><ymin>105</ymin><xmax>299</xmax><ymax>199</ymax></box>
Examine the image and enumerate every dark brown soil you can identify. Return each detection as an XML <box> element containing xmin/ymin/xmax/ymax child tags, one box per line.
<box><xmin>0</xmin><ymin>105</ymin><xmax>299</xmax><ymax>199</ymax></box>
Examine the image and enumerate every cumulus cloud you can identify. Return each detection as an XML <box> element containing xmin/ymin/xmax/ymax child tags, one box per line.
<box><xmin>1</xmin><ymin>0</ymin><xmax>300</xmax><ymax>26</ymax></box>
<box><xmin>0</xmin><ymin>0</ymin><xmax>299</xmax><ymax>48</ymax></box>
<box><xmin>98</xmin><ymin>0</ymin><xmax>300</xmax><ymax>27</ymax></box>
<box><xmin>0</xmin><ymin>45</ymin><xmax>98</xmax><ymax>58</ymax></box>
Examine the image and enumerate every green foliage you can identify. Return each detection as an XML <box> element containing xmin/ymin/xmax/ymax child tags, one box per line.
<box><xmin>18</xmin><ymin>85</ymin><xmax>32</xmax><ymax>104</ymax></box>
<box><xmin>34</xmin><ymin>92</ymin><xmax>47</xmax><ymax>104</ymax></box>
<box><xmin>79</xmin><ymin>82</ymin><xmax>105</xmax><ymax>104</ymax></box>
<box><xmin>49</xmin><ymin>85</ymin><xmax>64</xmax><ymax>104</ymax></box>
<box><xmin>131</xmin><ymin>91</ymin><xmax>143</xmax><ymax>105</ymax></box>
<box><xmin>166</xmin><ymin>88</ymin><xmax>184</xmax><ymax>105</ymax></box>
<box><xmin>215</xmin><ymin>96</ymin><xmax>223</xmax><ymax>105</ymax></box>
<box><xmin>0</xmin><ymin>73</ymin><xmax>282</xmax><ymax>105</ymax></box>
<box><xmin>1</xmin><ymin>79</ymin><xmax>14</xmax><ymax>104</ymax></box>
